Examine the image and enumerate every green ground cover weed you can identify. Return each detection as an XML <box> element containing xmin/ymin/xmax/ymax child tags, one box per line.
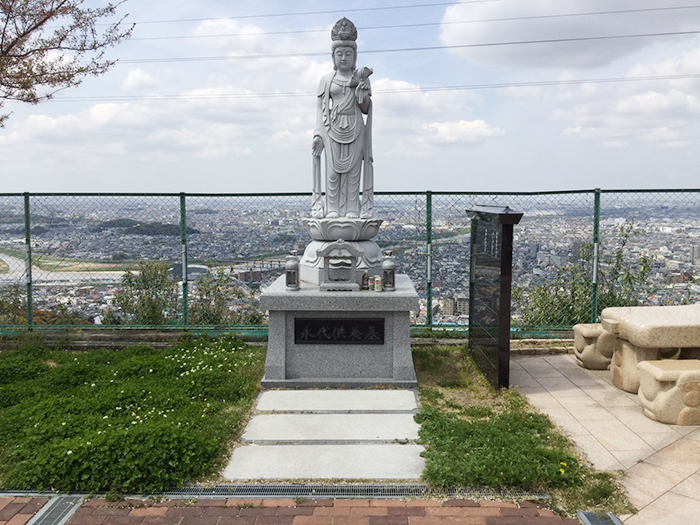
<box><xmin>0</xmin><ymin>335</ymin><xmax>264</xmax><ymax>492</ymax></box>
<box><xmin>413</xmin><ymin>345</ymin><xmax>634</xmax><ymax>516</ymax></box>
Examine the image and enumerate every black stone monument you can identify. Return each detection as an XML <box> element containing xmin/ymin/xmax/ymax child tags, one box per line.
<box><xmin>467</xmin><ymin>205</ymin><xmax>523</xmax><ymax>389</ymax></box>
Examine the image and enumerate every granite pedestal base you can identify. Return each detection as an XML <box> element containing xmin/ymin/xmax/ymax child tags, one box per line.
<box><xmin>260</xmin><ymin>274</ymin><xmax>419</xmax><ymax>388</ymax></box>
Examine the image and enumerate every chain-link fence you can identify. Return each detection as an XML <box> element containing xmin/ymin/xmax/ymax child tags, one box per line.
<box><xmin>1</xmin><ymin>190</ymin><xmax>698</xmax><ymax>334</ymax></box>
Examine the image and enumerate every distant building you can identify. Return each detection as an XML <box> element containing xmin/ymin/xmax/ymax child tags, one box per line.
<box><xmin>528</xmin><ymin>243</ymin><xmax>540</xmax><ymax>259</ymax></box>
<box><xmin>455</xmin><ymin>296</ymin><xmax>469</xmax><ymax>315</ymax></box>
<box><xmin>571</xmin><ymin>241</ymin><xmax>582</xmax><ymax>260</ymax></box>
<box><xmin>168</xmin><ymin>264</ymin><xmax>209</xmax><ymax>281</ymax></box>
<box><xmin>235</xmin><ymin>270</ymin><xmax>262</xmax><ymax>282</ymax></box>
<box><xmin>439</xmin><ymin>296</ymin><xmax>469</xmax><ymax>316</ymax></box>
<box><xmin>693</xmin><ymin>246</ymin><xmax>700</xmax><ymax>266</ymax></box>
<box><xmin>440</xmin><ymin>298</ymin><xmax>455</xmax><ymax>316</ymax></box>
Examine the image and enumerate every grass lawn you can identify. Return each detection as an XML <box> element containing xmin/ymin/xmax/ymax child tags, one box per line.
<box><xmin>0</xmin><ymin>335</ymin><xmax>633</xmax><ymax>516</ymax></box>
<box><xmin>0</xmin><ymin>334</ymin><xmax>265</xmax><ymax>492</ymax></box>
<box><xmin>413</xmin><ymin>345</ymin><xmax>634</xmax><ymax>516</ymax></box>
<box><xmin>0</xmin><ymin>247</ymin><xmax>137</xmax><ymax>272</ymax></box>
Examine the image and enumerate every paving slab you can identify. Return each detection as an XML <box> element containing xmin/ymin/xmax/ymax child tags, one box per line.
<box><xmin>241</xmin><ymin>413</ymin><xmax>420</xmax><ymax>442</ymax></box>
<box><xmin>223</xmin><ymin>444</ymin><xmax>426</xmax><ymax>480</ymax></box>
<box><xmin>255</xmin><ymin>389</ymin><xmax>418</xmax><ymax>412</ymax></box>
<box><xmin>624</xmin><ymin>491</ymin><xmax>700</xmax><ymax>525</ymax></box>
<box><xmin>512</xmin><ymin>354</ymin><xmax>700</xmax><ymax>524</ymax></box>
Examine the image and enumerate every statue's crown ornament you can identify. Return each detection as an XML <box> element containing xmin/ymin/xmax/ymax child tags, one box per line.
<box><xmin>331</xmin><ymin>18</ymin><xmax>358</xmax><ymax>42</ymax></box>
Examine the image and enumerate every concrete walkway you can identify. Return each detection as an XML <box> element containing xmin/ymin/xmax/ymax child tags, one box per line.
<box><xmin>511</xmin><ymin>353</ymin><xmax>700</xmax><ymax>525</ymax></box>
<box><xmin>223</xmin><ymin>390</ymin><xmax>425</xmax><ymax>480</ymax></box>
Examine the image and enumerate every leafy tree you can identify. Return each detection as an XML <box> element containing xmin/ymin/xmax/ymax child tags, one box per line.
<box><xmin>515</xmin><ymin>221</ymin><xmax>653</xmax><ymax>328</ymax></box>
<box><xmin>112</xmin><ymin>264</ymin><xmax>265</xmax><ymax>327</ymax></box>
<box><xmin>238</xmin><ymin>304</ymin><xmax>265</xmax><ymax>325</ymax></box>
<box><xmin>0</xmin><ymin>284</ymin><xmax>25</xmax><ymax>324</ymax></box>
<box><xmin>0</xmin><ymin>0</ymin><xmax>133</xmax><ymax>126</ymax></box>
<box><xmin>189</xmin><ymin>268</ymin><xmax>264</xmax><ymax>326</ymax></box>
<box><xmin>114</xmin><ymin>262</ymin><xmax>179</xmax><ymax>325</ymax></box>
<box><xmin>189</xmin><ymin>268</ymin><xmax>236</xmax><ymax>325</ymax></box>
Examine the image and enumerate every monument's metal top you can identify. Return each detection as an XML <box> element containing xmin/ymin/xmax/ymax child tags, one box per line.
<box><xmin>467</xmin><ymin>205</ymin><xmax>523</xmax><ymax>225</ymax></box>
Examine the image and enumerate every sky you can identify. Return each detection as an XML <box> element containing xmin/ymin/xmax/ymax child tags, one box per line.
<box><xmin>1</xmin><ymin>0</ymin><xmax>700</xmax><ymax>194</ymax></box>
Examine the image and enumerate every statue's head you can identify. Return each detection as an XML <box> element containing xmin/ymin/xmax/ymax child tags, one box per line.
<box><xmin>331</xmin><ymin>18</ymin><xmax>357</xmax><ymax>71</ymax></box>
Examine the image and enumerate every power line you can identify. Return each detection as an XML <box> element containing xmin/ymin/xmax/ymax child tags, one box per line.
<box><xmin>49</xmin><ymin>74</ymin><xmax>700</xmax><ymax>102</ymax></box>
<box><xmin>131</xmin><ymin>1</ymin><xmax>499</xmax><ymax>25</ymax></box>
<box><xmin>129</xmin><ymin>5</ymin><xmax>700</xmax><ymax>42</ymax></box>
<box><xmin>118</xmin><ymin>30</ymin><xmax>700</xmax><ymax>64</ymax></box>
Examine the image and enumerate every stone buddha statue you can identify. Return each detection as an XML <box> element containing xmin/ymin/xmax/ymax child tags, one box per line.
<box><xmin>301</xmin><ymin>18</ymin><xmax>382</xmax><ymax>285</ymax></box>
<box><xmin>311</xmin><ymin>18</ymin><xmax>374</xmax><ymax>220</ymax></box>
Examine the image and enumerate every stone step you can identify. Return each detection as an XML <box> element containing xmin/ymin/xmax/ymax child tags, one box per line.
<box><xmin>241</xmin><ymin>413</ymin><xmax>420</xmax><ymax>443</ymax></box>
<box><xmin>223</xmin><ymin>389</ymin><xmax>425</xmax><ymax>481</ymax></box>
<box><xmin>223</xmin><ymin>444</ymin><xmax>426</xmax><ymax>480</ymax></box>
<box><xmin>254</xmin><ymin>389</ymin><xmax>418</xmax><ymax>413</ymax></box>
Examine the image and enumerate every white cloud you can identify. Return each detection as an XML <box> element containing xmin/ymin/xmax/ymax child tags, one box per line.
<box><xmin>122</xmin><ymin>68</ymin><xmax>161</xmax><ymax>90</ymax></box>
<box><xmin>440</xmin><ymin>0</ymin><xmax>700</xmax><ymax>69</ymax></box>
<box><xmin>370</xmin><ymin>78</ymin><xmax>498</xmax><ymax>156</ymax></box>
<box><xmin>602</xmin><ymin>140</ymin><xmax>628</xmax><ymax>149</ymax></box>
<box><xmin>425</xmin><ymin>120</ymin><xmax>504</xmax><ymax>144</ymax></box>
<box><xmin>189</xmin><ymin>19</ymin><xmax>330</xmax><ymax>93</ymax></box>
<box><xmin>499</xmin><ymin>86</ymin><xmax>544</xmax><ymax>99</ymax></box>
<box><xmin>552</xmin><ymin>45</ymin><xmax>700</xmax><ymax>147</ymax></box>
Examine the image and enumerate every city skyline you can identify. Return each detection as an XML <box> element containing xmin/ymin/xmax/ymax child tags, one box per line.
<box><xmin>1</xmin><ymin>192</ymin><xmax>698</xmax><ymax>326</ymax></box>
<box><xmin>1</xmin><ymin>0</ymin><xmax>700</xmax><ymax>194</ymax></box>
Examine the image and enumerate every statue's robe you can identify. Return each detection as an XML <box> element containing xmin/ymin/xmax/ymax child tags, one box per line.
<box><xmin>314</xmin><ymin>71</ymin><xmax>373</xmax><ymax>218</ymax></box>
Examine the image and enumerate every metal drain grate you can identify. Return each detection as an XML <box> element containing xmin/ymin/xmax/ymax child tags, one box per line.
<box><xmin>577</xmin><ymin>511</ymin><xmax>623</xmax><ymax>525</ymax></box>
<box><xmin>161</xmin><ymin>484</ymin><xmax>550</xmax><ymax>500</ymax></box>
<box><xmin>27</xmin><ymin>496</ymin><xmax>82</xmax><ymax>525</ymax></box>
<box><xmin>0</xmin><ymin>485</ymin><xmax>551</xmax><ymax>502</ymax></box>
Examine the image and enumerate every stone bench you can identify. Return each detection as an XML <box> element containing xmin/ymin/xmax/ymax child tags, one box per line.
<box><xmin>601</xmin><ymin>304</ymin><xmax>700</xmax><ymax>393</ymax></box>
<box><xmin>638</xmin><ymin>359</ymin><xmax>700</xmax><ymax>425</ymax></box>
<box><xmin>573</xmin><ymin>323</ymin><xmax>615</xmax><ymax>370</ymax></box>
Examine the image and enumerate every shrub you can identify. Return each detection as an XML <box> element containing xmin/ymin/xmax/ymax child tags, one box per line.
<box><xmin>113</xmin><ymin>262</ymin><xmax>179</xmax><ymax>325</ymax></box>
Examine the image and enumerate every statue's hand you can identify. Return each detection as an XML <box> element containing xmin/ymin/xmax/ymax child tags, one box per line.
<box><xmin>312</xmin><ymin>136</ymin><xmax>324</xmax><ymax>156</ymax></box>
<box><xmin>355</xmin><ymin>81</ymin><xmax>371</xmax><ymax>105</ymax></box>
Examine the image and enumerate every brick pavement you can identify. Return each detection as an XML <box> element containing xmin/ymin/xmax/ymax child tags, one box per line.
<box><xmin>67</xmin><ymin>498</ymin><xmax>582</xmax><ymax>525</ymax></box>
<box><xmin>0</xmin><ymin>496</ymin><xmax>51</xmax><ymax>525</ymax></box>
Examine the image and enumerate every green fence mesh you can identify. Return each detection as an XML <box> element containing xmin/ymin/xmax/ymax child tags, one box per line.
<box><xmin>1</xmin><ymin>190</ymin><xmax>698</xmax><ymax>334</ymax></box>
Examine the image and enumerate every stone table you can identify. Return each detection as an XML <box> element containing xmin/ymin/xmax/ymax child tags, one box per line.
<box><xmin>601</xmin><ymin>304</ymin><xmax>700</xmax><ymax>393</ymax></box>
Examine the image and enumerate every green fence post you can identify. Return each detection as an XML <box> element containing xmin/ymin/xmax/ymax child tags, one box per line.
<box><xmin>180</xmin><ymin>193</ymin><xmax>189</xmax><ymax>326</ymax></box>
<box><xmin>591</xmin><ymin>188</ymin><xmax>601</xmax><ymax>322</ymax></box>
<box><xmin>426</xmin><ymin>190</ymin><xmax>433</xmax><ymax>328</ymax></box>
<box><xmin>23</xmin><ymin>193</ymin><xmax>33</xmax><ymax>330</ymax></box>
